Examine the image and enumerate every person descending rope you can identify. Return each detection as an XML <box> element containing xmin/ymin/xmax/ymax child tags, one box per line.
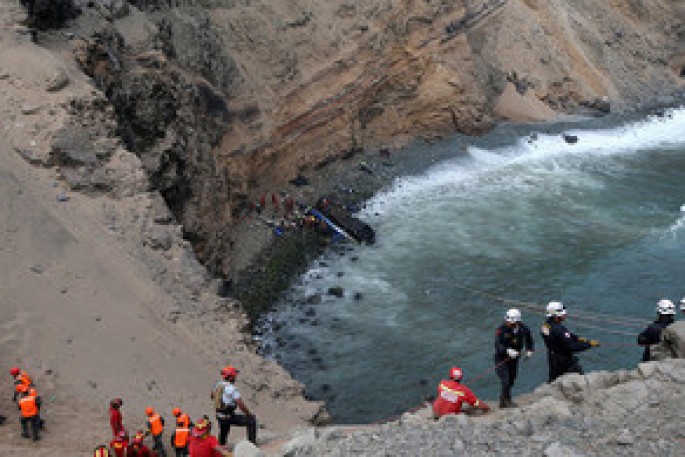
<box><xmin>171</xmin><ymin>407</ymin><xmax>192</xmax><ymax>457</ymax></box>
<box><xmin>432</xmin><ymin>366</ymin><xmax>490</xmax><ymax>418</ymax></box>
<box><xmin>541</xmin><ymin>301</ymin><xmax>599</xmax><ymax>382</ymax></box>
<box><xmin>637</xmin><ymin>299</ymin><xmax>676</xmax><ymax>361</ymax></box>
<box><xmin>213</xmin><ymin>366</ymin><xmax>257</xmax><ymax>445</ymax></box>
<box><xmin>494</xmin><ymin>308</ymin><xmax>534</xmax><ymax>408</ymax></box>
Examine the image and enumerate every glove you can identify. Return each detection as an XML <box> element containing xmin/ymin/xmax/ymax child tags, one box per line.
<box><xmin>578</xmin><ymin>337</ymin><xmax>588</xmax><ymax>343</ymax></box>
<box><xmin>524</xmin><ymin>350</ymin><xmax>534</xmax><ymax>359</ymax></box>
<box><xmin>506</xmin><ymin>348</ymin><xmax>519</xmax><ymax>358</ymax></box>
<box><xmin>589</xmin><ymin>340</ymin><xmax>600</xmax><ymax>347</ymax></box>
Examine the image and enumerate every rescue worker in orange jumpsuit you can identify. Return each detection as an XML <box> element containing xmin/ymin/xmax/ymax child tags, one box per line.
<box><xmin>16</xmin><ymin>384</ymin><xmax>41</xmax><ymax>440</ymax></box>
<box><xmin>432</xmin><ymin>367</ymin><xmax>490</xmax><ymax>418</ymax></box>
<box><xmin>127</xmin><ymin>431</ymin><xmax>155</xmax><ymax>457</ymax></box>
<box><xmin>146</xmin><ymin>407</ymin><xmax>166</xmax><ymax>457</ymax></box>
<box><xmin>10</xmin><ymin>367</ymin><xmax>33</xmax><ymax>401</ymax></box>
<box><xmin>170</xmin><ymin>407</ymin><xmax>192</xmax><ymax>457</ymax></box>
<box><xmin>110</xmin><ymin>430</ymin><xmax>129</xmax><ymax>457</ymax></box>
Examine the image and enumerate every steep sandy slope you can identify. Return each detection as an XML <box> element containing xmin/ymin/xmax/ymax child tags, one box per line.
<box><xmin>0</xmin><ymin>2</ymin><xmax>322</xmax><ymax>454</ymax></box>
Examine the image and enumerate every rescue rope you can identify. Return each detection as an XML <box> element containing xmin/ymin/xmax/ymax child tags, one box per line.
<box><xmin>451</xmin><ymin>283</ymin><xmax>648</xmax><ymax>330</ymax></box>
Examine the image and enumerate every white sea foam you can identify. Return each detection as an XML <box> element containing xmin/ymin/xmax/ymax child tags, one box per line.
<box><xmin>362</xmin><ymin>107</ymin><xmax>685</xmax><ymax>219</ymax></box>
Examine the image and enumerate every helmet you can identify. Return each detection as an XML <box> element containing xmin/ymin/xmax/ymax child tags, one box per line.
<box><xmin>117</xmin><ymin>430</ymin><xmax>127</xmax><ymax>439</ymax></box>
<box><xmin>133</xmin><ymin>431</ymin><xmax>145</xmax><ymax>444</ymax></box>
<box><xmin>546</xmin><ymin>301</ymin><xmax>566</xmax><ymax>317</ymax></box>
<box><xmin>192</xmin><ymin>418</ymin><xmax>210</xmax><ymax>437</ymax></box>
<box><xmin>10</xmin><ymin>367</ymin><xmax>20</xmax><ymax>377</ymax></box>
<box><xmin>505</xmin><ymin>308</ymin><xmax>522</xmax><ymax>323</ymax></box>
<box><xmin>172</xmin><ymin>408</ymin><xmax>181</xmax><ymax>417</ymax></box>
<box><xmin>28</xmin><ymin>388</ymin><xmax>37</xmax><ymax>396</ymax></box>
<box><xmin>145</xmin><ymin>407</ymin><xmax>154</xmax><ymax>416</ymax></box>
<box><xmin>449</xmin><ymin>366</ymin><xmax>463</xmax><ymax>381</ymax></box>
<box><xmin>656</xmin><ymin>299</ymin><xmax>675</xmax><ymax>315</ymax></box>
<box><xmin>220</xmin><ymin>366</ymin><xmax>239</xmax><ymax>378</ymax></box>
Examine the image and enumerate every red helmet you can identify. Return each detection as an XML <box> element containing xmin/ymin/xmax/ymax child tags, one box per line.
<box><xmin>192</xmin><ymin>418</ymin><xmax>210</xmax><ymax>437</ymax></box>
<box><xmin>220</xmin><ymin>366</ymin><xmax>239</xmax><ymax>378</ymax></box>
<box><xmin>449</xmin><ymin>366</ymin><xmax>463</xmax><ymax>381</ymax></box>
<box><xmin>117</xmin><ymin>430</ymin><xmax>127</xmax><ymax>439</ymax></box>
<box><xmin>10</xmin><ymin>367</ymin><xmax>20</xmax><ymax>377</ymax></box>
<box><xmin>133</xmin><ymin>431</ymin><xmax>145</xmax><ymax>444</ymax></box>
<box><xmin>145</xmin><ymin>407</ymin><xmax>154</xmax><ymax>416</ymax></box>
<box><xmin>172</xmin><ymin>408</ymin><xmax>181</xmax><ymax>417</ymax></box>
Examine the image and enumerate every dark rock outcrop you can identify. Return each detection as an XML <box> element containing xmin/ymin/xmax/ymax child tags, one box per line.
<box><xmin>20</xmin><ymin>0</ymin><xmax>80</xmax><ymax>29</ymax></box>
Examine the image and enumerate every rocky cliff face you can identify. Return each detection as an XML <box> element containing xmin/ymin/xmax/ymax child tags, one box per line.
<box><xmin>24</xmin><ymin>1</ymin><xmax>685</xmax><ymax>281</ymax></box>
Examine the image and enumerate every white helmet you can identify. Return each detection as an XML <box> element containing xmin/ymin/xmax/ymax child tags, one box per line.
<box><xmin>505</xmin><ymin>308</ymin><xmax>522</xmax><ymax>323</ymax></box>
<box><xmin>656</xmin><ymin>299</ymin><xmax>675</xmax><ymax>315</ymax></box>
<box><xmin>680</xmin><ymin>297</ymin><xmax>685</xmax><ymax>312</ymax></box>
<box><xmin>546</xmin><ymin>301</ymin><xmax>566</xmax><ymax>317</ymax></box>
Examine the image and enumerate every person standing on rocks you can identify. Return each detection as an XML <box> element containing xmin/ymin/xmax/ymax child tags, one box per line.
<box><xmin>541</xmin><ymin>301</ymin><xmax>599</xmax><ymax>382</ymax></box>
<box><xmin>432</xmin><ymin>366</ymin><xmax>490</xmax><ymax>418</ymax></box>
<box><xmin>494</xmin><ymin>308</ymin><xmax>534</xmax><ymax>408</ymax></box>
<box><xmin>212</xmin><ymin>365</ymin><xmax>257</xmax><ymax>445</ymax></box>
<box><xmin>171</xmin><ymin>407</ymin><xmax>192</xmax><ymax>457</ymax></box>
<box><xmin>637</xmin><ymin>299</ymin><xmax>676</xmax><ymax>361</ymax></box>
<box><xmin>188</xmin><ymin>417</ymin><xmax>232</xmax><ymax>457</ymax></box>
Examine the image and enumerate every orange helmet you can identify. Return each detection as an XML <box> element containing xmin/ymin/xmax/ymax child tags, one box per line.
<box><xmin>28</xmin><ymin>388</ymin><xmax>37</xmax><ymax>396</ymax></box>
<box><xmin>449</xmin><ymin>366</ymin><xmax>463</xmax><ymax>381</ymax></box>
<box><xmin>172</xmin><ymin>408</ymin><xmax>181</xmax><ymax>417</ymax></box>
<box><xmin>10</xmin><ymin>367</ymin><xmax>20</xmax><ymax>377</ymax></box>
<box><xmin>220</xmin><ymin>366</ymin><xmax>239</xmax><ymax>378</ymax></box>
<box><xmin>145</xmin><ymin>407</ymin><xmax>154</xmax><ymax>416</ymax></box>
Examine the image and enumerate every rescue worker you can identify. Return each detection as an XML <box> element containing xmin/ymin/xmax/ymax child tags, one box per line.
<box><xmin>10</xmin><ymin>367</ymin><xmax>33</xmax><ymax>401</ymax></box>
<box><xmin>637</xmin><ymin>299</ymin><xmax>676</xmax><ymax>361</ymax></box>
<box><xmin>188</xmin><ymin>417</ymin><xmax>231</xmax><ymax>457</ymax></box>
<box><xmin>213</xmin><ymin>366</ymin><xmax>257</xmax><ymax>445</ymax></box>
<box><xmin>16</xmin><ymin>384</ymin><xmax>40</xmax><ymax>441</ymax></box>
<box><xmin>146</xmin><ymin>407</ymin><xmax>166</xmax><ymax>457</ymax></box>
<box><xmin>127</xmin><ymin>431</ymin><xmax>155</xmax><ymax>457</ymax></box>
<box><xmin>171</xmin><ymin>407</ymin><xmax>192</xmax><ymax>457</ymax></box>
<box><xmin>432</xmin><ymin>366</ymin><xmax>490</xmax><ymax>418</ymax></box>
<box><xmin>109</xmin><ymin>430</ymin><xmax>129</xmax><ymax>457</ymax></box>
<box><xmin>110</xmin><ymin>398</ymin><xmax>125</xmax><ymax>437</ymax></box>
<box><xmin>541</xmin><ymin>301</ymin><xmax>599</xmax><ymax>382</ymax></box>
<box><xmin>680</xmin><ymin>297</ymin><xmax>685</xmax><ymax>315</ymax></box>
<box><xmin>494</xmin><ymin>308</ymin><xmax>534</xmax><ymax>408</ymax></box>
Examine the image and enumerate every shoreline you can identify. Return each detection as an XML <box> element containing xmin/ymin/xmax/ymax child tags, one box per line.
<box><xmin>229</xmin><ymin>91</ymin><xmax>685</xmax><ymax>424</ymax></box>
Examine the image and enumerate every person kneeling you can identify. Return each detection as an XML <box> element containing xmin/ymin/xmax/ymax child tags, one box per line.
<box><xmin>433</xmin><ymin>366</ymin><xmax>490</xmax><ymax>418</ymax></box>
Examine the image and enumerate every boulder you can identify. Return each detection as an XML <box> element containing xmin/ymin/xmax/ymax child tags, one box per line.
<box><xmin>652</xmin><ymin>321</ymin><xmax>685</xmax><ymax>360</ymax></box>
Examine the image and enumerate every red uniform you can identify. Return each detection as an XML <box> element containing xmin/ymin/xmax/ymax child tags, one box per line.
<box><xmin>188</xmin><ymin>434</ymin><xmax>223</xmax><ymax>457</ymax></box>
<box><xmin>127</xmin><ymin>443</ymin><xmax>155</xmax><ymax>457</ymax></box>
<box><xmin>110</xmin><ymin>406</ymin><xmax>124</xmax><ymax>437</ymax></box>
<box><xmin>109</xmin><ymin>436</ymin><xmax>129</xmax><ymax>457</ymax></box>
<box><xmin>432</xmin><ymin>379</ymin><xmax>481</xmax><ymax>417</ymax></box>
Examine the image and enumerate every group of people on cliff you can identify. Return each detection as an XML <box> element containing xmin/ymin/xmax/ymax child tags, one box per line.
<box><xmin>432</xmin><ymin>297</ymin><xmax>684</xmax><ymax>417</ymax></box>
<box><xmin>97</xmin><ymin>365</ymin><xmax>255</xmax><ymax>456</ymax></box>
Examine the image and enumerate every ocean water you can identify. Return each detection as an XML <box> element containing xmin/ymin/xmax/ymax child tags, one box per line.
<box><xmin>259</xmin><ymin>108</ymin><xmax>685</xmax><ymax>423</ymax></box>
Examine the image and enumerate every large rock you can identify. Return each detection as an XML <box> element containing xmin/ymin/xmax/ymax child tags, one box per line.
<box><xmin>234</xmin><ymin>440</ymin><xmax>264</xmax><ymax>457</ymax></box>
<box><xmin>652</xmin><ymin>321</ymin><xmax>685</xmax><ymax>360</ymax></box>
<box><xmin>20</xmin><ymin>0</ymin><xmax>80</xmax><ymax>29</ymax></box>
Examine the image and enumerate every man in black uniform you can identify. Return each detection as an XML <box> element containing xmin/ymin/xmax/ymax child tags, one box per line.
<box><xmin>541</xmin><ymin>301</ymin><xmax>599</xmax><ymax>382</ymax></box>
<box><xmin>494</xmin><ymin>308</ymin><xmax>534</xmax><ymax>408</ymax></box>
<box><xmin>637</xmin><ymin>299</ymin><xmax>675</xmax><ymax>361</ymax></box>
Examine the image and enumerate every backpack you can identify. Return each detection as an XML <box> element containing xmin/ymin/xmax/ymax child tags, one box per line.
<box><xmin>212</xmin><ymin>382</ymin><xmax>226</xmax><ymax>411</ymax></box>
